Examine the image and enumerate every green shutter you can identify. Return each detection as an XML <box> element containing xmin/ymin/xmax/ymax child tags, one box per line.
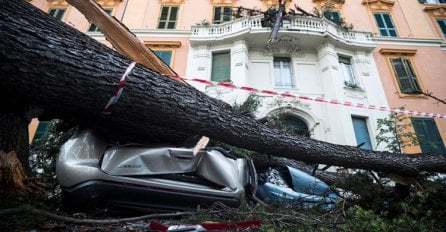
<box><xmin>391</xmin><ymin>58</ymin><xmax>421</xmax><ymax>94</ymax></box>
<box><xmin>411</xmin><ymin>118</ymin><xmax>446</xmax><ymax>154</ymax></box>
<box><xmin>211</xmin><ymin>52</ymin><xmax>230</xmax><ymax>82</ymax></box>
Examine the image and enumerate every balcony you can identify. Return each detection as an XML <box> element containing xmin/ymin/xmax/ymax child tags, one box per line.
<box><xmin>191</xmin><ymin>15</ymin><xmax>375</xmax><ymax>50</ymax></box>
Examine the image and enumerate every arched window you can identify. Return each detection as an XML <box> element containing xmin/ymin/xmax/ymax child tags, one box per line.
<box><xmin>263</xmin><ymin>114</ymin><xmax>310</xmax><ymax>137</ymax></box>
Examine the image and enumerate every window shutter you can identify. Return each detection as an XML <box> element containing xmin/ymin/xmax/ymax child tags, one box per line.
<box><xmin>352</xmin><ymin>117</ymin><xmax>373</xmax><ymax>150</ymax></box>
<box><xmin>403</xmin><ymin>59</ymin><xmax>421</xmax><ymax>93</ymax></box>
<box><xmin>412</xmin><ymin>118</ymin><xmax>446</xmax><ymax>154</ymax></box>
<box><xmin>391</xmin><ymin>58</ymin><xmax>412</xmax><ymax>93</ymax></box>
<box><xmin>211</xmin><ymin>52</ymin><xmax>231</xmax><ymax>82</ymax></box>
<box><xmin>391</xmin><ymin>58</ymin><xmax>421</xmax><ymax>94</ymax></box>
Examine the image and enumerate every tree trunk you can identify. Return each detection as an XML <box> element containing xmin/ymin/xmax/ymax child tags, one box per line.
<box><xmin>0</xmin><ymin>109</ymin><xmax>34</xmax><ymax>193</ymax></box>
<box><xmin>1</xmin><ymin>0</ymin><xmax>445</xmax><ymax>178</ymax></box>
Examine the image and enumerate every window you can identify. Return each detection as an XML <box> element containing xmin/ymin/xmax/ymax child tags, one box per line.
<box><xmin>274</xmin><ymin>57</ymin><xmax>293</xmax><ymax>88</ymax></box>
<box><xmin>213</xmin><ymin>6</ymin><xmax>232</xmax><ymax>24</ymax></box>
<box><xmin>88</xmin><ymin>8</ymin><xmax>112</xmax><ymax>32</ymax></box>
<box><xmin>390</xmin><ymin>57</ymin><xmax>421</xmax><ymax>94</ymax></box>
<box><xmin>373</xmin><ymin>13</ymin><xmax>398</xmax><ymax>37</ymax></box>
<box><xmin>158</xmin><ymin>6</ymin><xmax>179</xmax><ymax>29</ymax></box>
<box><xmin>339</xmin><ymin>56</ymin><xmax>356</xmax><ymax>87</ymax></box>
<box><xmin>411</xmin><ymin>118</ymin><xmax>446</xmax><ymax>154</ymax></box>
<box><xmin>211</xmin><ymin>52</ymin><xmax>230</xmax><ymax>82</ymax></box>
<box><xmin>48</xmin><ymin>8</ymin><xmax>66</xmax><ymax>20</ymax></box>
<box><xmin>154</xmin><ymin>50</ymin><xmax>172</xmax><ymax>66</ymax></box>
<box><xmin>323</xmin><ymin>10</ymin><xmax>342</xmax><ymax>24</ymax></box>
<box><xmin>277</xmin><ymin>114</ymin><xmax>309</xmax><ymax>137</ymax></box>
<box><xmin>352</xmin><ymin>117</ymin><xmax>373</xmax><ymax>150</ymax></box>
<box><xmin>436</xmin><ymin>19</ymin><xmax>446</xmax><ymax>38</ymax></box>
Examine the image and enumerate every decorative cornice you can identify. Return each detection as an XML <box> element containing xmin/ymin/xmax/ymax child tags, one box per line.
<box><xmin>95</xmin><ymin>0</ymin><xmax>123</xmax><ymax>7</ymax></box>
<box><xmin>379</xmin><ymin>48</ymin><xmax>417</xmax><ymax>55</ymax></box>
<box><xmin>158</xmin><ymin>0</ymin><xmax>184</xmax><ymax>4</ymax></box>
<box><xmin>144</xmin><ymin>41</ymin><xmax>182</xmax><ymax>48</ymax></box>
<box><xmin>209</xmin><ymin>0</ymin><xmax>237</xmax><ymax>5</ymax></box>
<box><xmin>260</xmin><ymin>0</ymin><xmax>291</xmax><ymax>9</ymax></box>
<box><xmin>47</xmin><ymin>0</ymin><xmax>70</xmax><ymax>7</ymax></box>
<box><xmin>312</xmin><ymin>0</ymin><xmax>344</xmax><ymax>10</ymax></box>
<box><xmin>47</xmin><ymin>0</ymin><xmax>122</xmax><ymax>7</ymax></box>
<box><xmin>424</xmin><ymin>4</ymin><xmax>446</xmax><ymax>17</ymax></box>
<box><xmin>362</xmin><ymin>0</ymin><xmax>395</xmax><ymax>11</ymax></box>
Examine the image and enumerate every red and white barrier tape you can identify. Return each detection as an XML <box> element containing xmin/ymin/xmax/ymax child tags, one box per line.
<box><xmin>103</xmin><ymin>62</ymin><xmax>137</xmax><ymax>114</ymax></box>
<box><xmin>169</xmin><ymin>75</ymin><xmax>446</xmax><ymax>119</ymax></box>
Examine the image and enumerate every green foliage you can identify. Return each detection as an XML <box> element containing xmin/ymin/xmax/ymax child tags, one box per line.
<box><xmin>232</xmin><ymin>94</ymin><xmax>262</xmax><ymax>118</ymax></box>
<box><xmin>375</xmin><ymin>112</ymin><xmax>418</xmax><ymax>153</ymax></box>
<box><xmin>29</xmin><ymin>119</ymin><xmax>76</xmax><ymax>202</ymax></box>
<box><xmin>339</xmin><ymin>173</ymin><xmax>446</xmax><ymax>232</ymax></box>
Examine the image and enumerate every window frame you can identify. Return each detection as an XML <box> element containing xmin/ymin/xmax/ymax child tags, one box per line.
<box><xmin>338</xmin><ymin>55</ymin><xmax>357</xmax><ymax>87</ymax></box>
<box><xmin>211</xmin><ymin>51</ymin><xmax>231</xmax><ymax>82</ymax></box>
<box><xmin>153</xmin><ymin>49</ymin><xmax>173</xmax><ymax>66</ymax></box>
<box><xmin>388</xmin><ymin>56</ymin><xmax>423</xmax><ymax>95</ymax></box>
<box><xmin>322</xmin><ymin>10</ymin><xmax>342</xmax><ymax>24</ymax></box>
<box><xmin>372</xmin><ymin>12</ymin><xmax>398</xmax><ymax>37</ymax></box>
<box><xmin>158</xmin><ymin>5</ymin><xmax>179</xmax><ymax>29</ymax></box>
<box><xmin>273</xmin><ymin>57</ymin><xmax>294</xmax><ymax>89</ymax></box>
<box><xmin>87</xmin><ymin>8</ymin><xmax>113</xmax><ymax>32</ymax></box>
<box><xmin>213</xmin><ymin>6</ymin><xmax>233</xmax><ymax>24</ymax></box>
<box><xmin>48</xmin><ymin>7</ymin><xmax>67</xmax><ymax>20</ymax></box>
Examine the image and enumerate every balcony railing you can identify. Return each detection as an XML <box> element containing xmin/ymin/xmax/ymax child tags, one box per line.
<box><xmin>191</xmin><ymin>15</ymin><xmax>373</xmax><ymax>44</ymax></box>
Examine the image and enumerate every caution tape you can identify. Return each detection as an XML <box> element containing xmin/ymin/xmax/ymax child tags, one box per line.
<box><xmin>103</xmin><ymin>62</ymin><xmax>137</xmax><ymax>114</ymax></box>
<box><xmin>169</xmin><ymin>75</ymin><xmax>446</xmax><ymax>119</ymax></box>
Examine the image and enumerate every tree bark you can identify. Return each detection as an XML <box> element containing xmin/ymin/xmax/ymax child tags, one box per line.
<box><xmin>0</xmin><ymin>106</ymin><xmax>37</xmax><ymax>193</ymax></box>
<box><xmin>1</xmin><ymin>0</ymin><xmax>445</xmax><ymax>177</ymax></box>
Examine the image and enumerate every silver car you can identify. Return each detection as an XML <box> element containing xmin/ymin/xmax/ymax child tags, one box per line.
<box><xmin>57</xmin><ymin>130</ymin><xmax>257</xmax><ymax>212</ymax></box>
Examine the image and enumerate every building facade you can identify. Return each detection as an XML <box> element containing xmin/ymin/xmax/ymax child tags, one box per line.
<box><xmin>28</xmin><ymin>0</ymin><xmax>445</xmax><ymax>154</ymax></box>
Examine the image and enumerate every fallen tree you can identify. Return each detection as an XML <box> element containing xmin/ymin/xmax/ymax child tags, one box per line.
<box><xmin>1</xmin><ymin>0</ymin><xmax>445</xmax><ymax>191</ymax></box>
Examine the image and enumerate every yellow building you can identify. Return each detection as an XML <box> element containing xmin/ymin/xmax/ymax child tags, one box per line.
<box><xmin>28</xmin><ymin>0</ymin><xmax>446</xmax><ymax>154</ymax></box>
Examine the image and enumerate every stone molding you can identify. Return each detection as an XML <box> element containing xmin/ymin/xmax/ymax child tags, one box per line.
<box><xmin>424</xmin><ymin>4</ymin><xmax>446</xmax><ymax>17</ymax></box>
<box><xmin>209</xmin><ymin>0</ymin><xmax>237</xmax><ymax>5</ymax></box>
<box><xmin>158</xmin><ymin>0</ymin><xmax>185</xmax><ymax>4</ymax></box>
<box><xmin>361</xmin><ymin>0</ymin><xmax>395</xmax><ymax>11</ymax></box>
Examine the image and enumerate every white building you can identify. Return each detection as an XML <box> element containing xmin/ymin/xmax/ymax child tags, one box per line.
<box><xmin>187</xmin><ymin>15</ymin><xmax>390</xmax><ymax>150</ymax></box>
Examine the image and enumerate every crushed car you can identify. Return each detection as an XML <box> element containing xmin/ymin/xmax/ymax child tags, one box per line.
<box><xmin>57</xmin><ymin>129</ymin><xmax>337</xmax><ymax>212</ymax></box>
<box><xmin>256</xmin><ymin>166</ymin><xmax>338</xmax><ymax>209</ymax></box>
<box><xmin>57</xmin><ymin>129</ymin><xmax>257</xmax><ymax>212</ymax></box>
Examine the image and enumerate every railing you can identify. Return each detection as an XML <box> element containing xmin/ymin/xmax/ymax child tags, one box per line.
<box><xmin>191</xmin><ymin>15</ymin><xmax>373</xmax><ymax>43</ymax></box>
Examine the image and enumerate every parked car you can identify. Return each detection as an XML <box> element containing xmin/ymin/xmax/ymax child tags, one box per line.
<box><xmin>57</xmin><ymin>129</ymin><xmax>257</xmax><ymax>212</ymax></box>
